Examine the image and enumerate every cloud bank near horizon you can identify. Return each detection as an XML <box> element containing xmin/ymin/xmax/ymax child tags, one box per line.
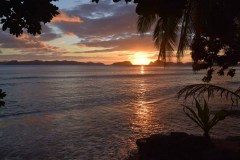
<box><xmin>0</xmin><ymin>0</ymin><xmax>189</xmax><ymax>64</ymax></box>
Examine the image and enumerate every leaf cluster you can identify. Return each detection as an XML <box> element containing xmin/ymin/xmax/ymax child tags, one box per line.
<box><xmin>0</xmin><ymin>89</ymin><xmax>6</xmax><ymax>107</ymax></box>
<box><xmin>189</xmin><ymin>1</ymin><xmax>240</xmax><ymax>81</ymax></box>
<box><xmin>0</xmin><ymin>0</ymin><xmax>59</xmax><ymax>37</ymax></box>
<box><xmin>183</xmin><ymin>99</ymin><xmax>228</xmax><ymax>138</ymax></box>
<box><xmin>191</xmin><ymin>35</ymin><xmax>240</xmax><ymax>82</ymax></box>
<box><xmin>136</xmin><ymin>0</ymin><xmax>187</xmax><ymax>18</ymax></box>
<box><xmin>92</xmin><ymin>0</ymin><xmax>187</xmax><ymax>18</ymax></box>
<box><xmin>92</xmin><ymin>0</ymin><xmax>132</xmax><ymax>3</ymax></box>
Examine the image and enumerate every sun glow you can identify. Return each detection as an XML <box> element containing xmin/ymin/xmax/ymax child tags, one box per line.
<box><xmin>131</xmin><ymin>52</ymin><xmax>151</xmax><ymax>65</ymax></box>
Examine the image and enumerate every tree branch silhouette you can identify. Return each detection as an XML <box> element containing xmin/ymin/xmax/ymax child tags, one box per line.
<box><xmin>0</xmin><ymin>0</ymin><xmax>59</xmax><ymax>37</ymax></box>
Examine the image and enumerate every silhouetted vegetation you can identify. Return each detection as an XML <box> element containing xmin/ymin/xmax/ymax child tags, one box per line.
<box><xmin>177</xmin><ymin>82</ymin><xmax>240</xmax><ymax>144</ymax></box>
<box><xmin>0</xmin><ymin>89</ymin><xmax>6</xmax><ymax>107</ymax></box>
<box><xmin>137</xmin><ymin>0</ymin><xmax>240</xmax><ymax>81</ymax></box>
<box><xmin>149</xmin><ymin>60</ymin><xmax>192</xmax><ymax>66</ymax></box>
<box><xmin>0</xmin><ymin>0</ymin><xmax>59</xmax><ymax>106</ymax></box>
<box><xmin>0</xmin><ymin>1</ymin><xmax>240</xmax><ymax>159</ymax></box>
<box><xmin>1</xmin><ymin>0</ymin><xmax>239</xmax><ymax>79</ymax></box>
<box><xmin>94</xmin><ymin>0</ymin><xmax>240</xmax><ymax>81</ymax></box>
<box><xmin>0</xmin><ymin>0</ymin><xmax>239</xmax><ymax>79</ymax></box>
<box><xmin>178</xmin><ymin>84</ymin><xmax>240</xmax><ymax>106</ymax></box>
<box><xmin>0</xmin><ymin>0</ymin><xmax>59</xmax><ymax>36</ymax></box>
<box><xmin>183</xmin><ymin>99</ymin><xmax>228</xmax><ymax>138</ymax></box>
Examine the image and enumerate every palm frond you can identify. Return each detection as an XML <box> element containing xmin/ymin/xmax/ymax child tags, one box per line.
<box><xmin>235</xmin><ymin>87</ymin><xmax>240</xmax><ymax>95</ymax></box>
<box><xmin>183</xmin><ymin>98</ymin><xmax>229</xmax><ymax>138</ymax></box>
<box><xmin>137</xmin><ymin>14</ymin><xmax>157</xmax><ymax>34</ymax></box>
<box><xmin>176</xmin><ymin>2</ymin><xmax>192</xmax><ymax>59</ymax></box>
<box><xmin>154</xmin><ymin>17</ymin><xmax>181</xmax><ymax>61</ymax></box>
<box><xmin>177</xmin><ymin>84</ymin><xmax>240</xmax><ymax>106</ymax></box>
<box><xmin>153</xmin><ymin>18</ymin><xmax>163</xmax><ymax>50</ymax></box>
<box><xmin>182</xmin><ymin>104</ymin><xmax>204</xmax><ymax>129</ymax></box>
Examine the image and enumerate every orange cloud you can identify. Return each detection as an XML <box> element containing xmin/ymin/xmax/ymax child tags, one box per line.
<box><xmin>16</xmin><ymin>34</ymin><xmax>30</xmax><ymax>40</ymax></box>
<box><xmin>17</xmin><ymin>34</ymin><xmax>42</xmax><ymax>41</ymax></box>
<box><xmin>52</xmin><ymin>12</ymin><xmax>83</xmax><ymax>23</ymax></box>
<box><xmin>64</xmin><ymin>32</ymin><xmax>76</xmax><ymax>37</ymax></box>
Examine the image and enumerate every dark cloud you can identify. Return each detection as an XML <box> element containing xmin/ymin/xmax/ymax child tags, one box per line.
<box><xmin>52</xmin><ymin>1</ymin><xmax>157</xmax><ymax>54</ymax></box>
<box><xmin>54</xmin><ymin>1</ymin><xmax>139</xmax><ymax>37</ymax></box>
<box><xmin>42</xmin><ymin>25</ymin><xmax>54</xmax><ymax>34</ymax></box>
<box><xmin>0</xmin><ymin>31</ymin><xmax>66</xmax><ymax>56</ymax></box>
<box><xmin>77</xmin><ymin>35</ymin><xmax>155</xmax><ymax>52</ymax></box>
<box><xmin>39</xmin><ymin>33</ymin><xmax>62</xmax><ymax>41</ymax></box>
<box><xmin>73</xmin><ymin>48</ymin><xmax>115</xmax><ymax>54</ymax></box>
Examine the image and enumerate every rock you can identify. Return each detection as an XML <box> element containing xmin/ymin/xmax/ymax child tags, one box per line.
<box><xmin>134</xmin><ymin>132</ymin><xmax>240</xmax><ymax>160</ymax></box>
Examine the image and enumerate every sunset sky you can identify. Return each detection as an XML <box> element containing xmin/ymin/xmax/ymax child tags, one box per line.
<box><xmin>0</xmin><ymin>0</ymin><xmax>191</xmax><ymax>65</ymax></box>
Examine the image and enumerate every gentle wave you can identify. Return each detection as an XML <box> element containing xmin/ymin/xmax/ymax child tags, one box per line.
<box><xmin>1</xmin><ymin>72</ymin><xmax>200</xmax><ymax>81</ymax></box>
<box><xmin>0</xmin><ymin>66</ymin><xmax>239</xmax><ymax>160</ymax></box>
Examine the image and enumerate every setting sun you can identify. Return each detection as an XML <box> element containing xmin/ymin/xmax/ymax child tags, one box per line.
<box><xmin>131</xmin><ymin>52</ymin><xmax>151</xmax><ymax>65</ymax></box>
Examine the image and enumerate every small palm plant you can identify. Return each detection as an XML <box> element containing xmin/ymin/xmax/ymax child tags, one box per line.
<box><xmin>0</xmin><ymin>89</ymin><xmax>6</xmax><ymax>107</ymax></box>
<box><xmin>183</xmin><ymin>99</ymin><xmax>228</xmax><ymax>138</ymax></box>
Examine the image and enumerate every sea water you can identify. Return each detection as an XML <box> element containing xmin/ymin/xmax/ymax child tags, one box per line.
<box><xmin>0</xmin><ymin>65</ymin><xmax>239</xmax><ymax>159</ymax></box>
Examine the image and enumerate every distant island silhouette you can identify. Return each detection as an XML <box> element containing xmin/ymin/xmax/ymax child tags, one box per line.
<box><xmin>111</xmin><ymin>61</ymin><xmax>133</xmax><ymax>66</ymax></box>
<box><xmin>0</xmin><ymin>60</ymin><xmax>194</xmax><ymax>66</ymax></box>
<box><xmin>0</xmin><ymin>60</ymin><xmax>105</xmax><ymax>66</ymax></box>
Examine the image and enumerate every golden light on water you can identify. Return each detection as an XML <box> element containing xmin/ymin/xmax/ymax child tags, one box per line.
<box><xmin>140</xmin><ymin>65</ymin><xmax>144</xmax><ymax>74</ymax></box>
<box><xmin>130</xmin><ymin>79</ymin><xmax>153</xmax><ymax>136</ymax></box>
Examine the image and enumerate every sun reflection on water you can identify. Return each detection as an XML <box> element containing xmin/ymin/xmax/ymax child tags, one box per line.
<box><xmin>130</xmin><ymin>78</ymin><xmax>153</xmax><ymax>137</ymax></box>
<box><xmin>140</xmin><ymin>65</ymin><xmax>144</xmax><ymax>74</ymax></box>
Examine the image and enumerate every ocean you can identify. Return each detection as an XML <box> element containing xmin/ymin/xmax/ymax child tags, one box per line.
<box><xmin>0</xmin><ymin>65</ymin><xmax>239</xmax><ymax>159</ymax></box>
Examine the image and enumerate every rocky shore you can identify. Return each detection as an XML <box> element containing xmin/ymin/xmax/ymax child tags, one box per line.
<box><xmin>128</xmin><ymin>132</ymin><xmax>240</xmax><ymax>160</ymax></box>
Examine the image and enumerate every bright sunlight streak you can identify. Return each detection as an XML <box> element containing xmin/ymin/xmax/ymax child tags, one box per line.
<box><xmin>131</xmin><ymin>52</ymin><xmax>151</xmax><ymax>65</ymax></box>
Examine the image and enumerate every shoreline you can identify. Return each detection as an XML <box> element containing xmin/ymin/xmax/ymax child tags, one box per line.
<box><xmin>128</xmin><ymin>132</ymin><xmax>240</xmax><ymax>160</ymax></box>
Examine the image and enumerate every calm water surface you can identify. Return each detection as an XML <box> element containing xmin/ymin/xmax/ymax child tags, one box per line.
<box><xmin>0</xmin><ymin>65</ymin><xmax>239</xmax><ymax>159</ymax></box>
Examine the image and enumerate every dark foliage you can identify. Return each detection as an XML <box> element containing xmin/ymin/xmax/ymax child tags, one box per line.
<box><xmin>0</xmin><ymin>0</ymin><xmax>59</xmax><ymax>37</ymax></box>
<box><xmin>0</xmin><ymin>89</ymin><xmax>6</xmax><ymax>107</ymax></box>
<box><xmin>92</xmin><ymin>0</ymin><xmax>131</xmax><ymax>3</ymax></box>
<box><xmin>183</xmin><ymin>99</ymin><xmax>228</xmax><ymax>138</ymax></box>
<box><xmin>178</xmin><ymin>84</ymin><xmax>240</xmax><ymax>105</ymax></box>
<box><xmin>0</xmin><ymin>0</ymin><xmax>60</xmax><ymax>107</ymax></box>
<box><xmin>93</xmin><ymin>0</ymin><xmax>240</xmax><ymax>81</ymax></box>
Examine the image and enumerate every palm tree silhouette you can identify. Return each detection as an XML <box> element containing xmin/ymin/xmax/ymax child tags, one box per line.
<box><xmin>136</xmin><ymin>0</ymin><xmax>240</xmax><ymax>79</ymax></box>
<box><xmin>137</xmin><ymin>0</ymin><xmax>187</xmax><ymax>62</ymax></box>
